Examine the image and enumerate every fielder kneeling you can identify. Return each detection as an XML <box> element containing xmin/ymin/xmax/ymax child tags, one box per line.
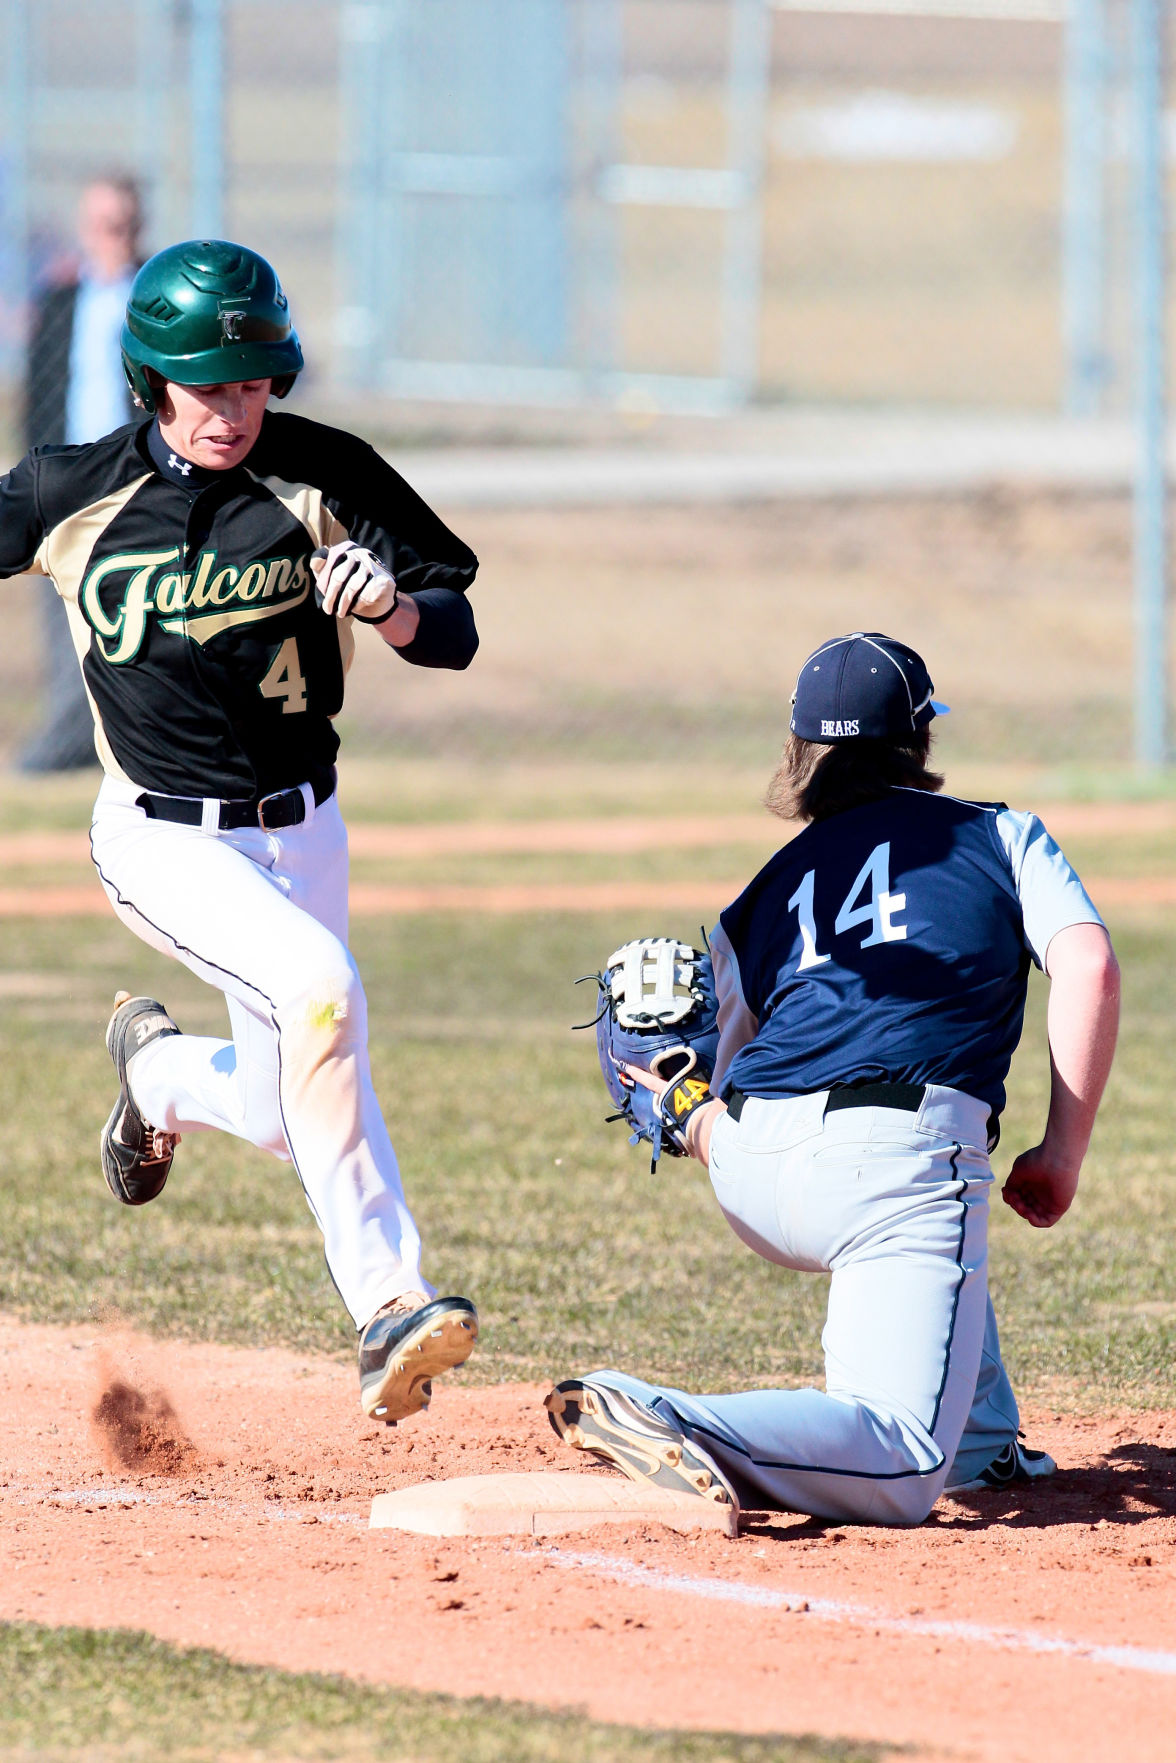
<box><xmin>548</xmin><ymin>632</ymin><xmax>1119</xmax><ymax>1526</ymax></box>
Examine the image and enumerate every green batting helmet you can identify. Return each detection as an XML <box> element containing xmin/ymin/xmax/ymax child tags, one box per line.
<box><xmin>121</xmin><ymin>238</ymin><xmax>304</xmax><ymax>414</ymax></box>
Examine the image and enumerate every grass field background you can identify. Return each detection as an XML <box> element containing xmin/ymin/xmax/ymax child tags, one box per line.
<box><xmin>0</xmin><ymin>486</ymin><xmax>1170</xmax><ymax>1404</ymax></box>
<box><xmin>0</xmin><ymin>486</ymin><xmax>1172</xmax><ymax>1760</ymax></box>
<box><xmin>0</xmin><ymin>763</ymin><xmax>1171</xmax><ymax>1411</ymax></box>
<box><xmin>0</xmin><ymin>489</ymin><xmax>1149</xmax><ymax>778</ymax></box>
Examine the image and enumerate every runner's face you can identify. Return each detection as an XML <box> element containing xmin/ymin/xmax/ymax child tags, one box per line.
<box><xmin>156</xmin><ymin>378</ymin><xmax>271</xmax><ymax>470</ymax></box>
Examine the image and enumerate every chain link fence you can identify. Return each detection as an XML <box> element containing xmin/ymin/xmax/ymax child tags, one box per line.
<box><xmin>1</xmin><ymin>0</ymin><xmax>1152</xmax><ymax>440</ymax></box>
<box><xmin>0</xmin><ymin>0</ymin><xmax>1154</xmax><ymax>774</ymax></box>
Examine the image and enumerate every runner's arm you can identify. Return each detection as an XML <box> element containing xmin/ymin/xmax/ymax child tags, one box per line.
<box><xmin>0</xmin><ymin>453</ymin><xmax>47</xmax><ymax>577</ymax></box>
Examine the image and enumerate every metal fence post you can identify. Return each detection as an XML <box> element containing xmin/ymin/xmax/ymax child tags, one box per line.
<box><xmin>336</xmin><ymin>0</ymin><xmax>386</xmax><ymax>387</ymax></box>
<box><xmin>136</xmin><ymin>0</ymin><xmax>170</xmax><ymax>248</ymax></box>
<box><xmin>3</xmin><ymin>0</ymin><xmax>31</xmax><ymax>383</ymax></box>
<box><xmin>190</xmin><ymin>0</ymin><xmax>224</xmax><ymax>238</ymax></box>
<box><xmin>503</xmin><ymin>0</ymin><xmax>570</xmax><ymax>369</ymax></box>
<box><xmin>580</xmin><ymin>0</ymin><xmax>622</xmax><ymax>386</ymax></box>
<box><xmin>1131</xmin><ymin>0</ymin><xmax>1169</xmax><ymax>768</ymax></box>
<box><xmin>1062</xmin><ymin>0</ymin><xmax>1108</xmax><ymax>416</ymax></box>
<box><xmin>721</xmin><ymin>0</ymin><xmax>771</xmax><ymax>399</ymax></box>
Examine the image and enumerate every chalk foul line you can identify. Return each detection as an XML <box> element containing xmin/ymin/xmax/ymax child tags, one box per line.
<box><xmin>18</xmin><ymin>1484</ymin><xmax>366</xmax><ymax>1525</ymax></box>
<box><xmin>551</xmin><ymin>1550</ymin><xmax>1176</xmax><ymax>1679</ymax></box>
<box><xmin>16</xmin><ymin>1489</ymin><xmax>1176</xmax><ymax>1675</ymax></box>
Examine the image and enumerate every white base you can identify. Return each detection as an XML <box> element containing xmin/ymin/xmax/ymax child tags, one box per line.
<box><xmin>369</xmin><ymin>1470</ymin><xmax>738</xmax><ymax>1538</ymax></box>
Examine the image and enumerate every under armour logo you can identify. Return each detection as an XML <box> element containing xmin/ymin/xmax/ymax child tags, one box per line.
<box><xmin>220</xmin><ymin>309</ymin><xmax>246</xmax><ymax>342</ymax></box>
<box><xmin>167</xmin><ymin>453</ymin><xmax>192</xmax><ymax>477</ymax></box>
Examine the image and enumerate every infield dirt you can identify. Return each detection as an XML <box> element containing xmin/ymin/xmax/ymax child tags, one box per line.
<box><xmin>2</xmin><ymin>1314</ymin><xmax>1173</xmax><ymax>1763</ymax></box>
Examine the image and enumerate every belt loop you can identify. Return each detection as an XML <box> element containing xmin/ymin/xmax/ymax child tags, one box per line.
<box><xmin>299</xmin><ymin>781</ymin><xmax>316</xmax><ymax>827</ymax></box>
<box><xmin>200</xmin><ymin>797</ymin><xmax>221</xmax><ymax>836</ymax></box>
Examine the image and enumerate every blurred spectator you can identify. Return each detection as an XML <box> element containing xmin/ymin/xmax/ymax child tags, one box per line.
<box><xmin>18</xmin><ymin>176</ymin><xmax>143</xmax><ymax>773</ymax></box>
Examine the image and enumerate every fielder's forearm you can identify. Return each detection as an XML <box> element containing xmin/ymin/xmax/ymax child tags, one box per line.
<box><xmin>686</xmin><ymin>1098</ymin><xmax>727</xmax><ymax>1168</ymax></box>
<box><xmin>1040</xmin><ymin>923</ymin><xmax>1120</xmax><ymax>1168</ymax></box>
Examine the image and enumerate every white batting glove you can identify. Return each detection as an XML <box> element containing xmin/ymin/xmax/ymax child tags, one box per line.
<box><xmin>311</xmin><ymin>541</ymin><xmax>399</xmax><ymax>623</ymax></box>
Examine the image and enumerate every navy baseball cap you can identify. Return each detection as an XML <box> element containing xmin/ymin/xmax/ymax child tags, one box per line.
<box><xmin>790</xmin><ymin>632</ymin><xmax>949</xmax><ymax>743</ymax></box>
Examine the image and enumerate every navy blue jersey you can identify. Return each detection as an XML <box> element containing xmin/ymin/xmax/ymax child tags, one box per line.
<box><xmin>714</xmin><ymin>789</ymin><xmax>1102</xmax><ymax>1115</ymax></box>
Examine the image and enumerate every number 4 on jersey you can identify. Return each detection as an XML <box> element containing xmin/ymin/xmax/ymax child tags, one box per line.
<box><xmin>259</xmin><ymin>636</ymin><xmax>307</xmax><ymax>714</ymax></box>
<box><xmin>835</xmin><ymin>842</ymin><xmax>907</xmax><ymax>949</ymax></box>
<box><xmin>788</xmin><ymin>841</ymin><xmax>907</xmax><ymax>971</ymax></box>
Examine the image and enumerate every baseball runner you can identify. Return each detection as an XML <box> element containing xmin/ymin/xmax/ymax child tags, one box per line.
<box><xmin>0</xmin><ymin>239</ymin><xmax>480</xmax><ymax>1425</ymax></box>
<box><xmin>548</xmin><ymin>633</ymin><xmax>1120</xmax><ymax>1524</ymax></box>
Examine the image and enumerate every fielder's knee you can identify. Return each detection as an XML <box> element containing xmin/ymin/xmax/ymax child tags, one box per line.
<box><xmin>865</xmin><ymin>1478</ymin><xmax>943</xmax><ymax>1527</ymax></box>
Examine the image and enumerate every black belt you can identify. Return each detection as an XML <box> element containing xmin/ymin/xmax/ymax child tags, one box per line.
<box><xmin>727</xmin><ymin>1081</ymin><xmax>926</xmax><ymax>1123</ymax></box>
<box><xmin>135</xmin><ymin>766</ymin><xmax>336</xmax><ymax>832</ymax></box>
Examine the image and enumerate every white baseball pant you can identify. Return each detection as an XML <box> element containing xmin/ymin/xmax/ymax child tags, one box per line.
<box><xmin>88</xmin><ymin>773</ymin><xmax>430</xmax><ymax>1328</ymax></box>
<box><xmin>596</xmin><ymin>1084</ymin><xmax>1002</xmax><ymax>1525</ymax></box>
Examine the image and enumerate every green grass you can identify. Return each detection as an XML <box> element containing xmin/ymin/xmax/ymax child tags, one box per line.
<box><xmin>0</xmin><ymin>876</ymin><xmax>1172</xmax><ymax>1407</ymax></box>
<box><xmin>8</xmin><ymin>753</ymin><xmax>1176</xmax><ymax>844</ymax></box>
<box><xmin>0</xmin><ymin>779</ymin><xmax>1164</xmax><ymax>1763</ymax></box>
<box><xmin>0</xmin><ymin>759</ymin><xmax>780</xmax><ymax>835</ymax></box>
<box><xmin>8</xmin><ymin>751</ymin><xmax>1176</xmax><ymax>849</ymax></box>
<box><xmin>0</xmin><ymin>1622</ymin><xmax>884</xmax><ymax>1763</ymax></box>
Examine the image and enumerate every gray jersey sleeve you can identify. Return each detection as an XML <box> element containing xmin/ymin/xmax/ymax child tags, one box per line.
<box><xmin>709</xmin><ymin>920</ymin><xmax>759</xmax><ymax>1095</ymax></box>
<box><xmin>993</xmin><ymin>808</ymin><xmax>1105</xmax><ymax>970</ymax></box>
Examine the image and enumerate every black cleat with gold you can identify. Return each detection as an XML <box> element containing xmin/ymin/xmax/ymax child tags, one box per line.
<box><xmin>358</xmin><ymin>1294</ymin><xmax>478</xmax><ymax>1424</ymax></box>
<box><xmin>100</xmin><ymin>991</ymin><xmax>182</xmax><ymax>1206</ymax></box>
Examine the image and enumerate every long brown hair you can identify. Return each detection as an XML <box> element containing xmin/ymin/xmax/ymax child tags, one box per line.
<box><xmin>766</xmin><ymin>729</ymin><xmax>943</xmax><ymax>824</ymax></box>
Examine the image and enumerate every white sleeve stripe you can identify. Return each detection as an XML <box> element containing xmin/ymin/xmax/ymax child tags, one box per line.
<box><xmin>993</xmin><ymin>807</ymin><xmax>1104</xmax><ymax>969</ymax></box>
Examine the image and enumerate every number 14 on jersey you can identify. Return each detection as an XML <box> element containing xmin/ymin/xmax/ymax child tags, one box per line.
<box><xmin>788</xmin><ymin>842</ymin><xmax>908</xmax><ymax>972</ymax></box>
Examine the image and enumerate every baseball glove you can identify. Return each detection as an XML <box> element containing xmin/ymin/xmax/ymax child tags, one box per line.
<box><xmin>582</xmin><ymin>936</ymin><xmax>720</xmax><ymax>1168</ymax></box>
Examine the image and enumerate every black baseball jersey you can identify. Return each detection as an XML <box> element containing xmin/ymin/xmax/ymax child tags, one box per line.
<box><xmin>0</xmin><ymin>412</ymin><xmax>479</xmax><ymax>797</ymax></box>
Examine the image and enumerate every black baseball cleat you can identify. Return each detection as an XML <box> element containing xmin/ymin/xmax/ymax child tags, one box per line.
<box><xmin>358</xmin><ymin>1294</ymin><xmax>479</xmax><ymax>1424</ymax></box>
<box><xmin>545</xmin><ymin>1376</ymin><xmax>740</xmax><ymax>1515</ymax></box>
<box><xmin>100</xmin><ymin>991</ymin><xmax>183</xmax><ymax>1206</ymax></box>
<box><xmin>946</xmin><ymin>1438</ymin><xmax>1057</xmax><ymax>1494</ymax></box>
